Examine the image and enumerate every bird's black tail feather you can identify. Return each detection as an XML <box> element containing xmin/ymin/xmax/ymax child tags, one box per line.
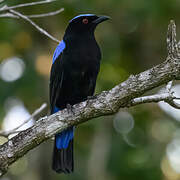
<box><xmin>52</xmin><ymin>138</ymin><xmax>74</xmax><ymax>174</ymax></box>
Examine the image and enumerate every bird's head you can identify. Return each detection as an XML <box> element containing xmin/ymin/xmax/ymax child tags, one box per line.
<box><xmin>64</xmin><ymin>14</ymin><xmax>110</xmax><ymax>36</ymax></box>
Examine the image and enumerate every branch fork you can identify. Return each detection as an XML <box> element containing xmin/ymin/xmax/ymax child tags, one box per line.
<box><xmin>0</xmin><ymin>0</ymin><xmax>62</xmax><ymax>43</ymax></box>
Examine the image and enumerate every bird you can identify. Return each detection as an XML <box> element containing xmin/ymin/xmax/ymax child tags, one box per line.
<box><xmin>49</xmin><ymin>14</ymin><xmax>110</xmax><ymax>174</ymax></box>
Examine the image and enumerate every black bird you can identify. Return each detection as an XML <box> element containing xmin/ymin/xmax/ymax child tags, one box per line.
<box><xmin>50</xmin><ymin>14</ymin><xmax>109</xmax><ymax>174</ymax></box>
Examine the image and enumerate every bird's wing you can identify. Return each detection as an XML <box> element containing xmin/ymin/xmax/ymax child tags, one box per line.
<box><xmin>50</xmin><ymin>40</ymin><xmax>66</xmax><ymax>114</ymax></box>
<box><xmin>52</xmin><ymin>40</ymin><xmax>66</xmax><ymax>64</ymax></box>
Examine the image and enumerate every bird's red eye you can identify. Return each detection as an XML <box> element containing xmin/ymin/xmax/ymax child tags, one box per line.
<box><xmin>82</xmin><ymin>18</ymin><xmax>88</xmax><ymax>24</ymax></box>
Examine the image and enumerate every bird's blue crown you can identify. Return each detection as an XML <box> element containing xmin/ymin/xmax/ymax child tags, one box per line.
<box><xmin>69</xmin><ymin>14</ymin><xmax>95</xmax><ymax>23</ymax></box>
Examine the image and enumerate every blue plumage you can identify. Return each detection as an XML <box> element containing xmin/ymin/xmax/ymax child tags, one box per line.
<box><xmin>55</xmin><ymin>128</ymin><xmax>74</xmax><ymax>149</ymax></box>
<box><xmin>53</xmin><ymin>106</ymin><xmax>60</xmax><ymax>113</ymax></box>
<box><xmin>69</xmin><ymin>14</ymin><xmax>95</xmax><ymax>22</ymax></box>
<box><xmin>52</xmin><ymin>40</ymin><xmax>66</xmax><ymax>64</ymax></box>
<box><xmin>53</xmin><ymin>106</ymin><xmax>74</xmax><ymax>149</ymax></box>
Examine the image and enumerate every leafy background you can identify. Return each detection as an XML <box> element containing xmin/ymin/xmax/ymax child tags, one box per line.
<box><xmin>1</xmin><ymin>0</ymin><xmax>180</xmax><ymax>180</ymax></box>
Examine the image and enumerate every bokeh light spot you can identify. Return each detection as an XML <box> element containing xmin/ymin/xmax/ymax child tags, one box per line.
<box><xmin>151</xmin><ymin>119</ymin><xmax>176</xmax><ymax>143</ymax></box>
<box><xmin>2</xmin><ymin>97</ymin><xmax>34</xmax><ymax>138</ymax></box>
<box><xmin>113</xmin><ymin>111</ymin><xmax>134</xmax><ymax>134</ymax></box>
<box><xmin>35</xmin><ymin>54</ymin><xmax>52</xmax><ymax>76</ymax></box>
<box><xmin>127</xmin><ymin>149</ymin><xmax>150</xmax><ymax>169</ymax></box>
<box><xmin>13</xmin><ymin>31</ymin><xmax>32</xmax><ymax>50</ymax></box>
<box><xmin>0</xmin><ymin>57</ymin><xmax>25</xmax><ymax>82</ymax></box>
<box><xmin>161</xmin><ymin>156</ymin><xmax>180</xmax><ymax>180</ymax></box>
<box><xmin>0</xmin><ymin>43</ymin><xmax>14</xmax><ymax>60</ymax></box>
<box><xmin>166</xmin><ymin>131</ymin><xmax>180</xmax><ymax>174</ymax></box>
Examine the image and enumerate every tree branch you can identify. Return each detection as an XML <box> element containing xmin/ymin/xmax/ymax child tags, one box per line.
<box><xmin>28</xmin><ymin>8</ymin><xmax>64</xmax><ymax>18</ymax></box>
<box><xmin>0</xmin><ymin>13</ymin><xmax>19</xmax><ymax>18</ymax></box>
<box><xmin>0</xmin><ymin>20</ymin><xmax>180</xmax><ymax>177</ymax></box>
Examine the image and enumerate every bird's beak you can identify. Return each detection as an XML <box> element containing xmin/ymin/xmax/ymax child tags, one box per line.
<box><xmin>92</xmin><ymin>15</ymin><xmax>110</xmax><ymax>24</ymax></box>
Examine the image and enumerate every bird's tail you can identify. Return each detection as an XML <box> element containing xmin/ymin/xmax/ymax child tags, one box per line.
<box><xmin>52</xmin><ymin>127</ymin><xmax>74</xmax><ymax>173</ymax></box>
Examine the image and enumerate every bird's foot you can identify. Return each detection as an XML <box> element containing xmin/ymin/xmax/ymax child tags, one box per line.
<box><xmin>87</xmin><ymin>95</ymin><xmax>97</xmax><ymax>100</ymax></box>
<box><xmin>66</xmin><ymin>104</ymin><xmax>75</xmax><ymax>114</ymax></box>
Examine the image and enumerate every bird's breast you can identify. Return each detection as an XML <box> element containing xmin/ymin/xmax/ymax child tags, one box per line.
<box><xmin>63</xmin><ymin>49</ymin><xmax>99</xmax><ymax>72</ymax></box>
<box><xmin>62</xmin><ymin>38</ymin><xmax>101</xmax><ymax>81</ymax></box>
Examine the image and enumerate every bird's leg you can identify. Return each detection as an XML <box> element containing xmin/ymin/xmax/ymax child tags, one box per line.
<box><xmin>66</xmin><ymin>103</ymin><xmax>75</xmax><ymax>114</ymax></box>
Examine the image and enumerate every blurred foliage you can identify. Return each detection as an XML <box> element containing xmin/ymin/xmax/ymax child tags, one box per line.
<box><xmin>1</xmin><ymin>0</ymin><xmax>180</xmax><ymax>180</ymax></box>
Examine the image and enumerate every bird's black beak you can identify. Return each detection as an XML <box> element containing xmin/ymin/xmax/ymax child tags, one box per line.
<box><xmin>92</xmin><ymin>15</ymin><xmax>110</xmax><ymax>24</ymax></box>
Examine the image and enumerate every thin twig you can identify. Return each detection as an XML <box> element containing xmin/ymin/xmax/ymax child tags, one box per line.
<box><xmin>0</xmin><ymin>5</ymin><xmax>6</xmax><ymax>11</ymax></box>
<box><xmin>9</xmin><ymin>9</ymin><xmax>60</xmax><ymax>43</ymax></box>
<box><xmin>28</xmin><ymin>8</ymin><xmax>64</xmax><ymax>18</ymax></box>
<box><xmin>0</xmin><ymin>0</ymin><xmax>56</xmax><ymax>12</ymax></box>
<box><xmin>130</xmin><ymin>87</ymin><xmax>180</xmax><ymax>109</ymax></box>
<box><xmin>0</xmin><ymin>103</ymin><xmax>47</xmax><ymax>138</ymax></box>
<box><xmin>165</xmin><ymin>99</ymin><xmax>180</xmax><ymax>109</ymax></box>
<box><xmin>0</xmin><ymin>12</ymin><xmax>19</xmax><ymax>18</ymax></box>
<box><xmin>129</xmin><ymin>93</ymin><xmax>175</xmax><ymax>106</ymax></box>
<box><xmin>166</xmin><ymin>81</ymin><xmax>173</xmax><ymax>92</ymax></box>
<box><xmin>0</xmin><ymin>8</ymin><xmax>64</xmax><ymax>19</ymax></box>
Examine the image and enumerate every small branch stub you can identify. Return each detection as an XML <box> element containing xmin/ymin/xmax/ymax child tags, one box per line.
<box><xmin>167</xmin><ymin>20</ymin><xmax>179</xmax><ymax>57</ymax></box>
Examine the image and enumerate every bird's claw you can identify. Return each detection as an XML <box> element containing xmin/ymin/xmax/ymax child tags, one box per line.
<box><xmin>87</xmin><ymin>95</ymin><xmax>96</xmax><ymax>100</ymax></box>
